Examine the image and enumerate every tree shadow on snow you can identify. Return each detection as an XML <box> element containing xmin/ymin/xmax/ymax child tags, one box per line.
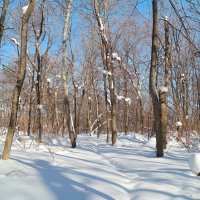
<box><xmin>12</xmin><ymin>158</ymin><xmax>116</xmax><ymax>200</ymax></box>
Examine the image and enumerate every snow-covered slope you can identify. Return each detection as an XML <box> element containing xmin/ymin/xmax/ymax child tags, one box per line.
<box><xmin>0</xmin><ymin>133</ymin><xmax>199</xmax><ymax>200</ymax></box>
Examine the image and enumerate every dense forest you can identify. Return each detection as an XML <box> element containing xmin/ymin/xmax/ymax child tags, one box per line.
<box><xmin>0</xmin><ymin>0</ymin><xmax>199</xmax><ymax>159</ymax></box>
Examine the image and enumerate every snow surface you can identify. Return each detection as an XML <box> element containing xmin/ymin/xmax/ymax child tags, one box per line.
<box><xmin>0</xmin><ymin>133</ymin><xmax>200</xmax><ymax>200</ymax></box>
<box><xmin>189</xmin><ymin>153</ymin><xmax>200</xmax><ymax>175</ymax></box>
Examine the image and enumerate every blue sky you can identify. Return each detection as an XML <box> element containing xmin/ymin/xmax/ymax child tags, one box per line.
<box><xmin>0</xmin><ymin>0</ymin><xmax>152</xmax><ymax>68</ymax></box>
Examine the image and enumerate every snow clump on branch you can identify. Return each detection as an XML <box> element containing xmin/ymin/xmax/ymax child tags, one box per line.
<box><xmin>116</xmin><ymin>95</ymin><xmax>125</xmax><ymax>101</ymax></box>
<box><xmin>111</xmin><ymin>52</ymin><xmax>121</xmax><ymax>62</ymax></box>
<box><xmin>102</xmin><ymin>70</ymin><xmax>112</xmax><ymax>76</ymax></box>
<box><xmin>11</xmin><ymin>38</ymin><xmax>20</xmax><ymax>46</ymax></box>
<box><xmin>37</xmin><ymin>105</ymin><xmax>43</xmax><ymax>110</ymax></box>
<box><xmin>125</xmin><ymin>98</ymin><xmax>131</xmax><ymax>105</ymax></box>
<box><xmin>159</xmin><ymin>86</ymin><xmax>168</xmax><ymax>93</ymax></box>
<box><xmin>22</xmin><ymin>4</ymin><xmax>29</xmax><ymax>14</ymax></box>
<box><xmin>116</xmin><ymin>94</ymin><xmax>131</xmax><ymax>105</ymax></box>
<box><xmin>47</xmin><ymin>78</ymin><xmax>51</xmax><ymax>83</ymax></box>
<box><xmin>176</xmin><ymin>121</ymin><xmax>182</xmax><ymax>127</ymax></box>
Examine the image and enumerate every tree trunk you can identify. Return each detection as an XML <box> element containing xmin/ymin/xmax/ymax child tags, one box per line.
<box><xmin>87</xmin><ymin>97</ymin><xmax>92</xmax><ymax>135</ymax></box>
<box><xmin>32</xmin><ymin>2</ymin><xmax>45</xmax><ymax>143</ymax></box>
<box><xmin>159</xmin><ymin>91</ymin><xmax>168</xmax><ymax>149</ymax></box>
<box><xmin>54</xmin><ymin>91</ymin><xmax>59</xmax><ymax>134</ymax></box>
<box><xmin>124</xmin><ymin>75</ymin><xmax>128</xmax><ymax>135</ymax></box>
<box><xmin>104</xmin><ymin>73</ymin><xmax>110</xmax><ymax>143</ymax></box>
<box><xmin>107</xmin><ymin>68</ymin><xmax>117</xmax><ymax>145</ymax></box>
<box><xmin>27</xmin><ymin>68</ymin><xmax>35</xmax><ymax>136</ymax></box>
<box><xmin>94</xmin><ymin>0</ymin><xmax>117</xmax><ymax>145</ymax></box>
<box><xmin>138</xmin><ymin>98</ymin><xmax>144</xmax><ymax>133</ymax></box>
<box><xmin>2</xmin><ymin>0</ymin><xmax>36</xmax><ymax>160</ymax></box>
<box><xmin>160</xmin><ymin>17</ymin><xmax>171</xmax><ymax>149</ymax></box>
<box><xmin>0</xmin><ymin>0</ymin><xmax>9</xmax><ymax>45</ymax></box>
<box><xmin>149</xmin><ymin>0</ymin><xmax>163</xmax><ymax>157</ymax></box>
<box><xmin>62</xmin><ymin>0</ymin><xmax>76</xmax><ymax>148</ymax></box>
<box><xmin>36</xmin><ymin>58</ymin><xmax>42</xmax><ymax>142</ymax></box>
<box><xmin>95</xmin><ymin>92</ymin><xmax>101</xmax><ymax>138</ymax></box>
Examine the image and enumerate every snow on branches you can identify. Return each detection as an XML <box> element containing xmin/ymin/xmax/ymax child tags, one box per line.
<box><xmin>176</xmin><ymin>121</ymin><xmax>182</xmax><ymax>127</ymax></box>
<box><xmin>116</xmin><ymin>94</ymin><xmax>131</xmax><ymax>105</ymax></box>
<box><xmin>22</xmin><ymin>4</ymin><xmax>29</xmax><ymax>14</ymax></box>
<box><xmin>37</xmin><ymin>105</ymin><xmax>43</xmax><ymax>110</ymax></box>
<box><xmin>111</xmin><ymin>52</ymin><xmax>121</xmax><ymax>62</ymax></box>
<box><xmin>11</xmin><ymin>38</ymin><xmax>20</xmax><ymax>46</ymax></box>
<box><xmin>102</xmin><ymin>70</ymin><xmax>112</xmax><ymax>76</ymax></box>
<box><xmin>159</xmin><ymin>86</ymin><xmax>168</xmax><ymax>93</ymax></box>
<box><xmin>47</xmin><ymin>78</ymin><xmax>51</xmax><ymax>84</ymax></box>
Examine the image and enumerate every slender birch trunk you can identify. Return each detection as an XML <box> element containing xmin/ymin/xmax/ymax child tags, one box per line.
<box><xmin>62</xmin><ymin>0</ymin><xmax>76</xmax><ymax>148</ymax></box>
<box><xmin>94</xmin><ymin>0</ymin><xmax>117</xmax><ymax>145</ymax></box>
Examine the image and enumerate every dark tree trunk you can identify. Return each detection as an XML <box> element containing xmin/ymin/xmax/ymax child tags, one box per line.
<box><xmin>27</xmin><ymin>68</ymin><xmax>35</xmax><ymax>136</ymax></box>
<box><xmin>149</xmin><ymin>0</ymin><xmax>163</xmax><ymax>157</ymax></box>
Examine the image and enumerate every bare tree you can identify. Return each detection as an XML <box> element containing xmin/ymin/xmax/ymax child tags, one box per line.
<box><xmin>62</xmin><ymin>0</ymin><xmax>76</xmax><ymax>148</ymax></box>
<box><xmin>2</xmin><ymin>0</ymin><xmax>36</xmax><ymax>160</ymax></box>
<box><xmin>149</xmin><ymin>0</ymin><xmax>163</xmax><ymax>157</ymax></box>
<box><xmin>159</xmin><ymin>17</ymin><xmax>171</xmax><ymax>149</ymax></box>
<box><xmin>94</xmin><ymin>0</ymin><xmax>118</xmax><ymax>145</ymax></box>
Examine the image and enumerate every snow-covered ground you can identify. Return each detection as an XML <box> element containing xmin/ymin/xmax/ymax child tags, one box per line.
<box><xmin>0</xmin><ymin>132</ymin><xmax>200</xmax><ymax>200</ymax></box>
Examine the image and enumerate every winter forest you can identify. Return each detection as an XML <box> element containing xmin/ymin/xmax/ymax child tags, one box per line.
<box><xmin>0</xmin><ymin>0</ymin><xmax>200</xmax><ymax>199</ymax></box>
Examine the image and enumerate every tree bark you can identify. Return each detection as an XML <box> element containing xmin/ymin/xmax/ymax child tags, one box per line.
<box><xmin>160</xmin><ymin>17</ymin><xmax>171</xmax><ymax>149</ymax></box>
<box><xmin>87</xmin><ymin>97</ymin><xmax>92</xmax><ymax>135</ymax></box>
<box><xmin>0</xmin><ymin>0</ymin><xmax>9</xmax><ymax>45</ymax></box>
<box><xmin>124</xmin><ymin>74</ymin><xmax>128</xmax><ymax>135</ymax></box>
<box><xmin>32</xmin><ymin>6</ymin><xmax>45</xmax><ymax>143</ymax></box>
<box><xmin>94</xmin><ymin>0</ymin><xmax>117</xmax><ymax>145</ymax></box>
<box><xmin>62</xmin><ymin>0</ymin><xmax>76</xmax><ymax>148</ymax></box>
<box><xmin>149</xmin><ymin>0</ymin><xmax>163</xmax><ymax>157</ymax></box>
<box><xmin>2</xmin><ymin>0</ymin><xmax>36</xmax><ymax>160</ymax></box>
<box><xmin>27</xmin><ymin>67</ymin><xmax>35</xmax><ymax>136</ymax></box>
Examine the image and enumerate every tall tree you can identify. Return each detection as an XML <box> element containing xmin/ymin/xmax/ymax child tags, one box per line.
<box><xmin>94</xmin><ymin>0</ymin><xmax>117</xmax><ymax>145</ymax></box>
<box><xmin>62</xmin><ymin>0</ymin><xmax>76</xmax><ymax>148</ymax></box>
<box><xmin>159</xmin><ymin>16</ymin><xmax>171</xmax><ymax>149</ymax></box>
<box><xmin>149</xmin><ymin>0</ymin><xmax>163</xmax><ymax>157</ymax></box>
<box><xmin>2</xmin><ymin>0</ymin><xmax>36</xmax><ymax>160</ymax></box>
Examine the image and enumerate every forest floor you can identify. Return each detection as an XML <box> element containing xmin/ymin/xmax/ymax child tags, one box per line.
<box><xmin>0</xmin><ymin>131</ymin><xmax>200</xmax><ymax>200</ymax></box>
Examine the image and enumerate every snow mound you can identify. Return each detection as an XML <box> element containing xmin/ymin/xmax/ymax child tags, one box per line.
<box><xmin>189</xmin><ymin>153</ymin><xmax>200</xmax><ymax>175</ymax></box>
<box><xmin>143</xmin><ymin>137</ymin><xmax>156</xmax><ymax>149</ymax></box>
<box><xmin>42</xmin><ymin>136</ymin><xmax>70</xmax><ymax>147</ymax></box>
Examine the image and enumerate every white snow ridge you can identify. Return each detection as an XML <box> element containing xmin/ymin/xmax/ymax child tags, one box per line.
<box><xmin>189</xmin><ymin>153</ymin><xmax>200</xmax><ymax>176</ymax></box>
